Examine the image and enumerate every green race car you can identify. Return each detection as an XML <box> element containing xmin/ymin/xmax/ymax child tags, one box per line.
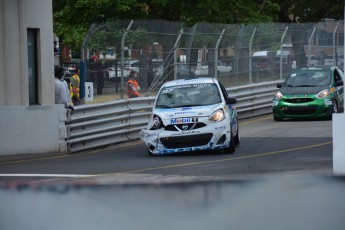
<box><xmin>272</xmin><ymin>66</ymin><xmax>344</xmax><ymax>121</ymax></box>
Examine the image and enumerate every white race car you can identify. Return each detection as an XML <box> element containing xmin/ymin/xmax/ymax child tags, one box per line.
<box><xmin>140</xmin><ymin>77</ymin><xmax>240</xmax><ymax>155</ymax></box>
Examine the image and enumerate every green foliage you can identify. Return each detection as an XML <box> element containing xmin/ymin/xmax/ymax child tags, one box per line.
<box><xmin>53</xmin><ymin>0</ymin><xmax>344</xmax><ymax>52</ymax></box>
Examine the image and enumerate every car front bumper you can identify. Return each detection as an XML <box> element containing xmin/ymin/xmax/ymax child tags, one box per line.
<box><xmin>140</xmin><ymin>120</ymin><xmax>231</xmax><ymax>155</ymax></box>
<box><xmin>272</xmin><ymin>98</ymin><xmax>333</xmax><ymax>119</ymax></box>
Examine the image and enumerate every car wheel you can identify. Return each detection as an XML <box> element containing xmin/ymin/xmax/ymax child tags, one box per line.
<box><xmin>273</xmin><ymin>116</ymin><xmax>283</xmax><ymax>121</ymax></box>
<box><xmin>234</xmin><ymin>120</ymin><xmax>240</xmax><ymax>146</ymax></box>
<box><xmin>148</xmin><ymin>148</ymin><xmax>154</xmax><ymax>156</ymax></box>
<box><xmin>332</xmin><ymin>100</ymin><xmax>338</xmax><ymax>113</ymax></box>
<box><xmin>223</xmin><ymin>130</ymin><xmax>235</xmax><ymax>154</ymax></box>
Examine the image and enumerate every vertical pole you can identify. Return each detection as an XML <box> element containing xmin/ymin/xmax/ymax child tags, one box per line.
<box><xmin>214</xmin><ymin>29</ymin><xmax>226</xmax><ymax>78</ymax></box>
<box><xmin>308</xmin><ymin>27</ymin><xmax>317</xmax><ymax>66</ymax></box>
<box><xmin>280</xmin><ymin>26</ymin><xmax>288</xmax><ymax>80</ymax></box>
<box><xmin>333</xmin><ymin>21</ymin><xmax>339</xmax><ymax>66</ymax></box>
<box><xmin>120</xmin><ymin>20</ymin><xmax>134</xmax><ymax>99</ymax></box>
<box><xmin>249</xmin><ymin>27</ymin><xmax>256</xmax><ymax>84</ymax></box>
<box><xmin>173</xmin><ymin>29</ymin><xmax>184</xmax><ymax>80</ymax></box>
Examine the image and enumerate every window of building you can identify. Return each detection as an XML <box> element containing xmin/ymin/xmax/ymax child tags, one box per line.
<box><xmin>27</xmin><ymin>29</ymin><xmax>39</xmax><ymax>105</ymax></box>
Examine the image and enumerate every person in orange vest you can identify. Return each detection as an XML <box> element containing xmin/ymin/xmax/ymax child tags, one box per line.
<box><xmin>127</xmin><ymin>70</ymin><xmax>140</xmax><ymax>98</ymax></box>
<box><xmin>70</xmin><ymin>66</ymin><xmax>81</xmax><ymax>105</ymax></box>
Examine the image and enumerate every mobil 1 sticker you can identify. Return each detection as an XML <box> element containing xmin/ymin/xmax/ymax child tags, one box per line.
<box><xmin>170</xmin><ymin>117</ymin><xmax>198</xmax><ymax>124</ymax></box>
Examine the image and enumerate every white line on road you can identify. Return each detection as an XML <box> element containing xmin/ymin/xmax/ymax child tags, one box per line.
<box><xmin>0</xmin><ymin>174</ymin><xmax>93</xmax><ymax>178</ymax></box>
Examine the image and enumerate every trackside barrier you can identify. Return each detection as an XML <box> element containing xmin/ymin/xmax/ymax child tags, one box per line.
<box><xmin>66</xmin><ymin>81</ymin><xmax>283</xmax><ymax>153</ymax></box>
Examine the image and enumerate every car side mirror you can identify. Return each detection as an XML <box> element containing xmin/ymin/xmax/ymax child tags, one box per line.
<box><xmin>336</xmin><ymin>80</ymin><xmax>343</xmax><ymax>86</ymax></box>
<box><xmin>277</xmin><ymin>83</ymin><xmax>282</xmax><ymax>88</ymax></box>
<box><xmin>227</xmin><ymin>97</ymin><xmax>237</xmax><ymax>104</ymax></box>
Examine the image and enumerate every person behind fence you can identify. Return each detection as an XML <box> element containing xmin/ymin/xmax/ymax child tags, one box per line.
<box><xmin>70</xmin><ymin>66</ymin><xmax>81</xmax><ymax>106</ymax></box>
<box><xmin>127</xmin><ymin>70</ymin><xmax>140</xmax><ymax>98</ymax></box>
<box><xmin>54</xmin><ymin>65</ymin><xmax>74</xmax><ymax>110</ymax></box>
<box><xmin>89</xmin><ymin>55</ymin><xmax>104</xmax><ymax>95</ymax></box>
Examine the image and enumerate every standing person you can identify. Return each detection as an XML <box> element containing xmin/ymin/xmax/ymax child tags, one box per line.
<box><xmin>127</xmin><ymin>71</ymin><xmax>140</xmax><ymax>98</ymax></box>
<box><xmin>70</xmin><ymin>66</ymin><xmax>81</xmax><ymax>106</ymax></box>
<box><xmin>54</xmin><ymin>65</ymin><xmax>73</xmax><ymax>110</ymax></box>
<box><xmin>89</xmin><ymin>56</ymin><xmax>104</xmax><ymax>95</ymax></box>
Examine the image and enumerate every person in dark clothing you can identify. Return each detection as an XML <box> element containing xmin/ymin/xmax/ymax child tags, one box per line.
<box><xmin>89</xmin><ymin>56</ymin><xmax>104</xmax><ymax>95</ymax></box>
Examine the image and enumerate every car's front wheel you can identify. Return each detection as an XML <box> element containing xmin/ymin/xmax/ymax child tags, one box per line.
<box><xmin>223</xmin><ymin>131</ymin><xmax>235</xmax><ymax>154</ymax></box>
<box><xmin>332</xmin><ymin>100</ymin><xmax>339</xmax><ymax>113</ymax></box>
<box><xmin>234</xmin><ymin>120</ymin><xmax>240</xmax><ymax>145</ymax></box>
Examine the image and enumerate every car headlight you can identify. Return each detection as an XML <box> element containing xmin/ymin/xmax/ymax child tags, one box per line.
<box><xmin>274</xmin><ymin>91</ymin><xmax>283</xmax><ymax>100</ymax></box>
<box><xmin>150</xmin><ymin>115</ymin><xmax>163</xmax><ymax>130</ymax></box>
<box><xmin>315</xmin><ymin>89</ymin><xmax>330</xmax><ymax>99</ymax></box>
<box><xmin>209</xmin><ymin>109</ymin><xmax>225</xmax><ymax>122</ymax></box>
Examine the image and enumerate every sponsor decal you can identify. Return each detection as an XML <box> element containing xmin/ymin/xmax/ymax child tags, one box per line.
<box><xmin>330</xmin><ymin>87</ymin><xmax>335</xmax><ymax>93</ymax></box>
<box><xmin>324</xmin><ymin>99</ymin><xmax>332</xmax><ymax>105</ymax></box>
<box><xmin>174</xmin><ymin>111</ymin><xmax>195</xmax><ymax>115</ymax></box>
<box><xmin>171</xmin><ymin>130</ymin><xmax>201</xmax><ymax>136</ymax></box>
<box><xmin>171</xmin><ymin>117</ymin><xmax>198</xmax><ymax>124</ymax></box>
<box><xmin>215</xmin><ymin>125</ymin><xmax>226</xmax><ymax>130</ymax></box>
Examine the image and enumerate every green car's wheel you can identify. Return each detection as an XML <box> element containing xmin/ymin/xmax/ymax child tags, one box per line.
<box><xmin>273</xmin><ymin>116</ymin><xmax>283</xmax><ymax>121</ymax></box>
<box><xmin>332</xmin><ymin>100</ymin><xmax>339</xmax><ymax>113</ymax></box>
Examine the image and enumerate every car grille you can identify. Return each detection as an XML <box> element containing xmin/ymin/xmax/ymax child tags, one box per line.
<box><xmin>160</xmin><ymin>133</ymin><xmax>213</xmax><ymax>149</ymax></box>
<box><xmin>284</xmin><ymin>98</ymin><xmax>314</xmax><ymax>103</ymax></box>
<box><xmin>164</xmin><ymin>123</ymin><xmax>206</xmax><ymax>131</ymax></box>
<box><xmin>282</xmin><ymin>105</ymin><xmax>318</xmax><ymax>115</ymax></box>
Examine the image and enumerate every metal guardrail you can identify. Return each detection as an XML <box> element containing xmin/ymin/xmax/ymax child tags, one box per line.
<box><xmin>66</xmin><ymin>80</ymin><xmax>282</xmax><ymax>153</ymax></box>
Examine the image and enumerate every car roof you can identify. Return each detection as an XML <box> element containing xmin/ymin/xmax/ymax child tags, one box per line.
<box><xmin>294</xmin><ymin>66</ymin><xmax>333</xmax><ymax>72</ymax></box>
<box><xmin>162</xmin><ymin>77</ymin><xmax>218</xmax><ymax>87</ymax></box>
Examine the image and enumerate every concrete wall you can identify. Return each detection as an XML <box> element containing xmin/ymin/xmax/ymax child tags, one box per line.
<box><xmin>0</xmin><ymin>105</ymin><xmax>67</xmax><ymax>155</ymax></box>
<box><xmin>0</xmin><ymin>0</ymin><xmax>54</xmax><ymax>106</ymax></box>
<box><xmin>0</xmin><ymin>0</ymin><xmax>65</xmax><ymax>156</ymax></box>
<box><xmin>333</xmin><ymin>114</ymin><xmax>345</xmax><ymax>175</ymax></box>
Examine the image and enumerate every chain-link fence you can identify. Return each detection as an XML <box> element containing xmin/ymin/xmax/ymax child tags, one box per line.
<box><xmin>80</xmin><ymin>19</ymin><xmax>344</xmax><ymax>103</ymax></box>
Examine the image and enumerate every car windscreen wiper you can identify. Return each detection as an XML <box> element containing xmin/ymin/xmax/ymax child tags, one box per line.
<box><xmin>295</xmin><ymin>85</ymin><xmax>314</xmax><ymax>87</ymax></box>
<box><xmin>156</xmin><ymin>105</ymin><xmax>172</xmax><ymax>108</ymax></box>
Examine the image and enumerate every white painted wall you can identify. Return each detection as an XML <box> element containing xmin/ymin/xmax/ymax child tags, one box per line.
<box><xmin>333</xmin><ymin>114</ymin><xmax>345</xmax><ymax>175</ymax></box>
<box><xmin>0</xmin><ymin>0</ymin><xmax>66</xmax><ymax>156</ymax></box>
<box><xmin>0</xmin><ymin>0</ymin><xmax>54</xmax><ymax>106</ymax></box>
<box><xmin>0</xmin><ymin>105</ymin><xmax>67</xmax><ymax>155</ymax></box>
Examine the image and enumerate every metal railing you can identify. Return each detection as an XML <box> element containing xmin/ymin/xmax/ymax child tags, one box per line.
<box><xmin>66</xmin><ymin>80</ymin><xmax>282</xmax><ymax>153</ymax></box>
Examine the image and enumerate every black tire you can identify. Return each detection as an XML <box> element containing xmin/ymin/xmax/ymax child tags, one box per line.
<box><xmin>224</xmin><ymin>131</ymin><xmax>235</xmax><ymax>154</ymax></box>
<box><xmin>234</xmin><ymin>120</ymin><xmax>240</xmax><ymax>146</ymax></box>
<box><xmin>328</xmin><ymin>100</ymin><xmax>338</xmax><ymax>120</ymax></box>
<box><xmin>273</xmin><ymin>116</ymin><xmax>283</xmax><ymax>121</ymax></box>
<box><xmin>148</xmin><ymin>148</ymin><xmax>154</xmax><ymax>156</ymax></box>
<box><xmin>332</xmin><ymin>100</ymin><xmax>339</xmax><ymax>113</ymax></box>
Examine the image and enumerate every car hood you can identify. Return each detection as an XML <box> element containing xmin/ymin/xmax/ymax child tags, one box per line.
<box><xmin>153</xmin><ymin>104</ymin><xmax>222</xmax><ymax>119</ymax></box>
<box><xmin>280</xmin><ymin>86</ymin><xmax>328</xmax><ymax>95</ymax></box>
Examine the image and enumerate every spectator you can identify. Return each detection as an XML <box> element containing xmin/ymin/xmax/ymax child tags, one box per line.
<box><xmin>70</xmin><ymin>66</ymin><xmax>81</xmax><ymax>106</ymax></box>
<box><xmin>127</xmin><ymin>71</ymin><xmax>140</xmax><ymax>98</ymax></box>
<box><xmin>54</xmin><ymin>65</ymin><xmax>73</xmax><ymax>110</ymax></box>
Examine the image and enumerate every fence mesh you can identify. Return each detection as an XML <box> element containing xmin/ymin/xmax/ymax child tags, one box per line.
<box><xmin>79</xmin><ymin>19</ymin><xmax>344</xmax><ymax>103</ymax></box>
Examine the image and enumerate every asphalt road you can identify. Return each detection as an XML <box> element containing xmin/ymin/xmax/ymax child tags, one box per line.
<box><xmin>2</xmin><ymin>115</ymin><xmax>343</xmax><ymax>230</ymax></box>
<box><xmin>0</xmin><ymin>115</ymin><xmax>333</xmax><ymax>183</ymax></box>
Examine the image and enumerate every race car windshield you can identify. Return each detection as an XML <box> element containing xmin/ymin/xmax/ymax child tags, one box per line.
<box><xmin>155</xmin><ymin>83</ymin><xmax>222</xmax><ymax>108</ymax></box>
<box><xmin>285</xmin><ymin>71</ymin><xmax>331</xmax><ymax>87</ymax></box>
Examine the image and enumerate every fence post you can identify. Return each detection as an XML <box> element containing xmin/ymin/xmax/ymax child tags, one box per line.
<box><xmin>280</xmin><ymin>26</ymin><xmax>288</xmax><ymax>80</ymax></box>
<box><xmin>214</xmin><ymin>29</ymin><xmax>226</xmax><ymax>78</ymax></box>
<box><xmin>249</xmin><ymin>27</ymin><xmax>256</xmax><ymax>84</ymax></box>
<box><xmin>333</xmin><ymin>21</ymin><xmax>340</xmax><ymax>65</ymax></box>
<box><xmin>173</xmin><ymin>29</ymin><xmax>184</xmax><ymax>80</ymax></box>
<box><xmin>120</xmin><ymin>20</ymin><xmax>134</xmax><ymax>99</ymax></box>
<box><xmin>308</xmin><ymin>27</ymin><xmax>316</xmax><ymax>66</ymax></box>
